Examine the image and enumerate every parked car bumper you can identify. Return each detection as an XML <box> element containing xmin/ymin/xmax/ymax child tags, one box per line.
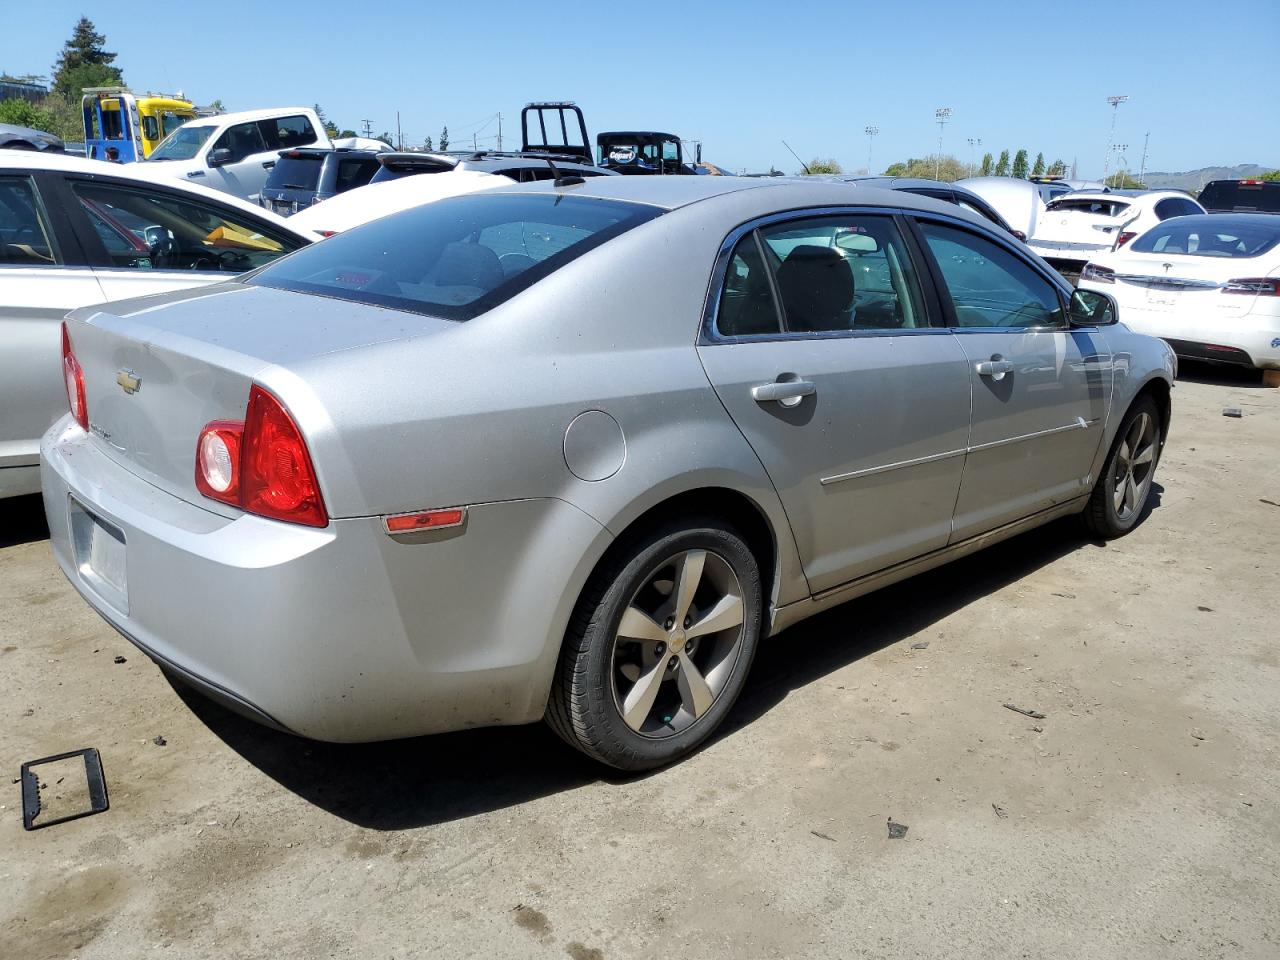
<box><xmin>41</xmin><ymin>416</ymin><xmax>610</xmax><ymax>741</ymax></box>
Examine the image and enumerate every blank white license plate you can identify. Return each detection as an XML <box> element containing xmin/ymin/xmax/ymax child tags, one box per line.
<box><xmin>69</xmin><ymin>498</ymin><xmax>128</xmax><ymax>611</ymax></box>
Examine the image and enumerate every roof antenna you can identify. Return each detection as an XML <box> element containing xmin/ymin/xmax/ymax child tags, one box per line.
<box><xmin>545</xmin><ymin>155</ymin><xmax>585</xmax><ymax>188</ymax></box>
<box><xmin>782</xmin><ymin>140</ymin><xmax>811</xmax><ymax>175</ymax></box>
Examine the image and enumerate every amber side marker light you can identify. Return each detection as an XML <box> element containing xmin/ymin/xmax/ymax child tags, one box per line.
<box><xmin>383</xmin><ymin>508</ymin><xmax>466</xmax><ymax>535</ymax></box>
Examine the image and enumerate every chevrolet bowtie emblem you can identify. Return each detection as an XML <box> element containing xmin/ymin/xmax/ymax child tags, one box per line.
<box><xmin>116</xmin><ymin>369</ymin><xmax>141</xmax><ymax>394</ymax></box>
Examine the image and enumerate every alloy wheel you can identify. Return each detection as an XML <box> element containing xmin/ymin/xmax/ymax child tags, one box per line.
<box><xmin>1112</xmin><ymin>411</ymin><xmax>1157</xmax><ymax>521</ymax></box>
<box><xmin>610</xmin><ymin>549</ymin><xmax>746</xmax><ymax>738</ymax></box>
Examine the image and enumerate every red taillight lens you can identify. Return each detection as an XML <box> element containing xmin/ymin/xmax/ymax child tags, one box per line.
<box><xmin>1115</xmin><ymin>231</ymin><xmax>1137</xmax><ymax>248</ymax></box>
<box><xmin>240</xmin><ymin>385</ymin><xmax>327</xmax><ymax>527</ymax></box>
<box><xmin>61</xmin><ymin>322</ymin><xmax>88</xmax><ymax>431</ymax></box>
<box><xmin>194</xmin><ymin>385</ymin><xmax>327</xmax><ymax>527</ymax></box>
<box><xmin>316</xmin><ymin>229</ymin><xmax>338</xmax><ymax>237</ymax></box>
<box><xmin>1222</xmin><ymin>277</ymin><xmax>1280</xmax><ymax>296</ymax></box>
<box><xmin>1081</xmin><ymin>262</ymin><xmax>1115</xmax><ymax>284</ymax></box>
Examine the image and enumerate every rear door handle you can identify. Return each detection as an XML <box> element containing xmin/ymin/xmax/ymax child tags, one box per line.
<box><xmin>262</xmin><ymin>160</ymin><xmax>276</xmax><ymax>169</ymax></box>
<box><xmin>751</xmin><ymin>379</ymin><xmax>816</xmax><ymax>407</ymax></box>
<box><xmin>975</xmin><ymin>358</ymin><xmax>1014</xmax><ymax>380</ymax></box>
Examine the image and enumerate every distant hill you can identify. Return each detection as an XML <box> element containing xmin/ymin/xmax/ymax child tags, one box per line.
<box><xmin>1142</xmin><ymin>163</ymin><xmax>1276</xmax><ymax>192</ymax></box>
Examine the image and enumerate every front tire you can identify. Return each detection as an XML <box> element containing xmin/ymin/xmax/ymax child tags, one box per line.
<box><xmin>1082</xmin><ymin>395</ymin><xmax>1161</xmax><ymax>539</ymax></box>
<box><xmin>546</xmin><ymin>518</ymin><xmax>763</xmax><ymax>771</ymax></box>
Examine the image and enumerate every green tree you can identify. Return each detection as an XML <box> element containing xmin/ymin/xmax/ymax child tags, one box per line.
<box><xmin>0</xmin><ymin>93</ymin><xmax>81</xmax><ymax>141</ymax></box>
<box><xmin>804</xmin><ymin>157</ymin><xmax>843</xmax><ymax>175</ymax></box>
<box><xmin>208</xmin><ymin>99</ymin><xmax>226</xmax><ymax>113</ymax></box>
<box><xmin>338</xmin><ymin>128</ymin><xmax>357</xmax><ymax>139</ymax></box>
<box><xmin>439</xmin><ymin>125</ymin><xmax>449</xmax><ymax>151</ymax></box>
<box><xmin>1031</xmin><ymin>152</ymin><xmax>1045</xmax><ymax>177</ymax></box>
<box><xmin>314</xmin><ymin>103</ymin><xmax>339</xmax><ymax>139</ymax></box>
<box><xmin>0</xmin><ymin>98</ymin><xmax>51</xmax><ymax>129</ymax></box>
<box><xmin>51</xmin><ymin>17</ymin><xmax>122</xmax><ymax>98</ymax></box>
<box><xmin>1047</xmin><ymin>158</ymin><xmax>1067</xmax><ymax>177</ymax></box>
<box><xmin>994</xmin><ymin>150</ymin><xmax>1010</xmax><ymax>177</ymax></box>
<box><xmin>1012</xmin><ymin>149</ymin><xmax>1029</xmax><ymax>179</ymax></box>
<box><xmin>880</xmin><ymin>155</ymin><xmax>966</xmax><ymax>182</ymax></box>
<box><xmin>422</xmin><ymin>135</ymin><xmax>433</xmax><ymax>151</ymax></box>
<box><xmin>1261</xmin><ymin>170</ymin><xmax>1280</xmax><ymax>181</ymax></box>
<box><xmin>980</xmin><ymin>152</ymin><xmax>994</xmax><ymax>176</ymax></box>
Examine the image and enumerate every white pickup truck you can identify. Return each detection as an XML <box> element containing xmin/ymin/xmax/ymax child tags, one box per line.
<box><xmin>136</xmin><ymin>106</ymin><xmax>332</xmax><ymax>202</ymax></box>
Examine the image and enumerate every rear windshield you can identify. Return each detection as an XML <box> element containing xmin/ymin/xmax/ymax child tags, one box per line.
<box><xmin>1197</xmin><ymin>180</ymin><xmax>1280</xmax><ymax>214</ymax></box>
<box><xmin>268</xmin><ymin>154</ymin><xmax>324</xmax><ymax>191</ymax></box>
<box><xmin>1131</xmin><ymin>218</ymin><xmax>1280</xmax><ymax>258</ymax></box>
<box><xmin>250</xmin><ymin>192</ymin><xmax>663</xmax><ymax>320</ymax></box>
<box><xmin>1046</xmin><ymin>198</ymin><xmax>1131</xmax><ymax>217</ymax></box>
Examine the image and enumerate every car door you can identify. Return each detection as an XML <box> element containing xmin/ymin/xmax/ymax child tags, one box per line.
<box><xmin>51</xmin><ymin>175</ymin><xmax>308</xmax><ymax>302</ymax></box>
<box><xmin>696</xmin><ymin>211</ymin><xmax>973</xmax><ymax>595</ymax></box>
<box><xmin>0</xmin><ymin>172</ymin><xmax>105</xmax><ymax>493</ymax></box>
<box><xmin>203</xmin><ymin>119</ymin><xmax>273</xmax><ymax>199</ymax></box>
<box><xmin>912</xmin><ymin>216</ymin><xmax>1112</xmax><ymax>540</ymax></box>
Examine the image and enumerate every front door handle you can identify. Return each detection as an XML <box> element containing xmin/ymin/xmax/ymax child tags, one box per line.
<box><xmin>262</xmin><ymin>160</ymin><xmax>276</xmax><ymax>169</ymax></box>
<box><xmin>975</xmin><ymin>358</ymin><xmax>1014</xmax><ymax>380</ymax></box>
<box><xmin>751</xmin><ymin>379</ymin><xmax>816</xmax><ymax>407</ymax></box>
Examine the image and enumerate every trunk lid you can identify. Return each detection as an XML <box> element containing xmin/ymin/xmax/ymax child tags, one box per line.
<box><xmin>1032</xmin><ymin>198</ymin><xmax>1137</xmax><ymax>253</ymax></box>
<box><xmin>66</xmin><ymin>282</ymin><xmax>455</xmax><ymax>512</ymax></box>
<box><xmin>1107</xmin><ymin>251</ymin><xmax>1255</xmax><ymax>318</ymax></box>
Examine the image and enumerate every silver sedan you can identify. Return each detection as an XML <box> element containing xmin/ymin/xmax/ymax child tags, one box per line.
<box><xmin>42</xmin><ymin>177</ymin><xmax>1175</xmax><ymax>769</ymax></box>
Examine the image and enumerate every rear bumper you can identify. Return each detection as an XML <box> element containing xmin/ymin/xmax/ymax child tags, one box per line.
<box><xmin>41</xmin><ymin>416</ymin><xmax>610</xmax><ymax>741</ymax></box>
<box><xmin>1095</xmin><ymin>295</ymin><xmax>1280</xmax><ymax>370</ymax></box>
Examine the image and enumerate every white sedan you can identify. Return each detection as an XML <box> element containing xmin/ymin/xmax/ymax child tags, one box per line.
<box><xmin>1030</xmin><ymin>191</ymin><xmax>1205</xmax><ymax>276</ymax></box>
<box><xmin>0</xmin><ymin>151</ymin><xmax>313</xmax><ymax>498</ymax></box>
<box><xmin>1079</xmin><ymin>214</ymin><xmax>1280</xmax><ymax>373</ymax></box>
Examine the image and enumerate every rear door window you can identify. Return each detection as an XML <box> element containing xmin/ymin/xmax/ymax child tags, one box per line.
<box><xmin>0</xmin><ymin>176</ymin><xmax>60</xmax><ymax>266</ymax></box>
<box><xmin>262</xmin><ymin>115</ymin><xmax>318</xmax><ymax>150</ymax></box>
<box><xmin>919</xmin><ymin>221</ymin><xmax>1065</xmax><ymax>329</ymax></box>
<box><xmin>250</xmin><ymin>192</ymin><xmax>662</xmax><ymax>320</ymax></box>
<box><xmin>71</xmin><ymin>180</ymin><xmax>303</xmax><ymax>271</ymax></box>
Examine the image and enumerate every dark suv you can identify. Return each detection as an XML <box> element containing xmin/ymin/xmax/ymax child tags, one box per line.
<box><xmin>259</xmin><ymin>147</ymin><xmax>383</xmax><ymax>216</ymax></box>
<box><xmin>1198</xmin><ymin>178</ymin><xmax>1280</xmax><ymax>214</ymax></box>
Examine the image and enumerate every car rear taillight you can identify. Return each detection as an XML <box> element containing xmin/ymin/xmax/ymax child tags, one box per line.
<box><xmin>1115</xmin><ymin>231</ymin><xmax>1137</xmax><ymax>248</ymax></box>
<box><xmin>194</xmin><ymin>385</ymin><xmax>328</xmax><ymax>527</ymax></box>
<box><xmin>62</xmin><ymin>322</ymin><xmax>87</xmax><ymax>431</ymax></box>
<box><xmin>1222</xmin><ymin>277</ymin><xmax>1280</xmax><ymax>296</ymax></box>
<box><xmin>316</xmin><ymin>229</ymin><xmax>338</xmax><ymax>238</ymax></box>
<box><xmin>1081</xmin><ymin>262</ymin><xmax>1115</xmax><ymax>284</ymax></box>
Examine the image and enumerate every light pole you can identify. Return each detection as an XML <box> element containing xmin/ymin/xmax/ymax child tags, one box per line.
<box><xmin>1111</xmin><ymin>144</ymin><xmax>1128</xmax><ymax>188</ymax></box>
<box><xmin>1103</xmin><ymin>94</ymin><xmax>1128</xmax><ymax>185</ymax></box>
<box><xmin>864</xmin><ymin>125</ymin><xmax>879</xmax><ymax>174</ymax></box>
<box><xmin>934</xmin><ymin>107</ymin><xmax>952</xmax><ymax>180</ymax></box>
<box><xmin>967</xmin><ymin>137</ymin><xmax>981</xmax><ymax>178</ymax></box>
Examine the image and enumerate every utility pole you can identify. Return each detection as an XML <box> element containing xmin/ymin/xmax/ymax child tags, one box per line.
<box><xmin>1102</xmin><ymin>94</ymin><xmax>1128</xmax><ymax>185</ymax></box>
<box><xmin>361</xmin><ymin>118</ymin><xmax>373</xmax><ymax>139</ymax></box>
<box><xmin>967</xmin><ymin>137</ymin><xmax>981</xmax><ymax>177</ymax></box>
<box><xmin>396</xmin><ymin>111</ymin><xmax>402</xmax><ymax>151</ymax></box>
<box><xmin>864</xmin><ymin>125</ymin><xmax>878</xmax><ymax>174</ymax></box>
<box><xmin>497</xmin><ymin>112</ymin><xmax>502</xmax><ymax>152</ymax></box>
<box><xmin>934</xmin><ymin>107</ymin><xmax>952</xmax><ymax>180</ymax></box>
<box><xmin>1138</xmin><ymin>131</ymin><xmax>1149</xmax><ymax>186</ymax></box>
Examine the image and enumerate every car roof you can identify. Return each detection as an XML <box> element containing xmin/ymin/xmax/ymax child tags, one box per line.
<box><xmin>0</xmin><ymin>149</ymin><xmax>313</xmax><ymax>238</ymax></box>
<box><xmin>178</xmin><ymin>107</ymin><xmax>314</xmax><ymax>128</ymax></box>
<box><xmin>483</xmin><ymin>173</ymin><xmax>985</xmax><ymax>221</ymax></box>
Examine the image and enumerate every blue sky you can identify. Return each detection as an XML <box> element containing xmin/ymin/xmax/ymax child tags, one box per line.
<box><xmin>5</xmin><ymin>0</ymin><xmax>1276</xmax><ymax>176</ymax></box>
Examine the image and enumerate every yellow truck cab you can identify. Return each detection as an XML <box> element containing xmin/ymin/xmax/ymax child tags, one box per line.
<box><xmin>82</xmin><ymin>87</ymin><xmax>199</xmax><ymax>161</ymax></box>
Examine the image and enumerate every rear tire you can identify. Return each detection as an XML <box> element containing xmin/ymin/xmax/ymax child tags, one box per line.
<box><xmin>1081</xmin><ymin>395</ymin><xmax>1161</xmax><ymax>539</ymax></box>
<box><xmin>546</xmin><ymin>518</ymin><xmax>763</xmax><ymax>771</ymax></box>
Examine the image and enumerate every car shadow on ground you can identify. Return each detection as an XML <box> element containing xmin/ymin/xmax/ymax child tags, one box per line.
<box><xmin>0</xmin><ymin>494</ymin><xmax>49</xmax><ymax>548</ymax></box>
<box><xmin>1175</xmin><ymin>359</ymin><xmax>1269</xmax><ymax>389</ymax></box>
<box><xmin>180</xmin><ymin>511</ymin><xmax>1138</xmax><ymax>830</ymax></box>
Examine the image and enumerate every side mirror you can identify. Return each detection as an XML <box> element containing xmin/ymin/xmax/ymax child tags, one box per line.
<box><xmin>1069</xmin><ymin>288</ymin><xmax>1118</xmax><ymax>327</ymax></box>
<box><xmin>207</xmin><ymin>147</ymin><xmax>233</xmax><ymax>168</ymax></box>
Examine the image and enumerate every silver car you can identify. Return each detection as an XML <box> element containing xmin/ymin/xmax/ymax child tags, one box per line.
<box><xmin>42</xmin><ymin>177</ymin><xmax>1174</xmax><ymax>769</ymax></box>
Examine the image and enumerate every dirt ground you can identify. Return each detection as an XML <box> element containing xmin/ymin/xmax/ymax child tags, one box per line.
<box><xmin>2</xmin><ymin>363</ymin><xmax>1277</xmax><ymax>960</ymax></box>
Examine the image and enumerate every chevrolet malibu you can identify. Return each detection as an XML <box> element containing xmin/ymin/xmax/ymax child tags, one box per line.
<box><xmin>43</xmin><ymin>177</ymin><xmax>1174</xmax><ymax>770</ymax></box>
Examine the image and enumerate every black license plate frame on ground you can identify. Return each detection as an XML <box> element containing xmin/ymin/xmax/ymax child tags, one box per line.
<box><xmin>20</xmin><ymin>747</ymin><xmax>110</xmax><ymax>831</ymax></box>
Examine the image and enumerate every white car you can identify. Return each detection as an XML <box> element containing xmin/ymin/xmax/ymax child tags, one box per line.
<box><xmin>0</xmin><ymin>151</ymin><xmax>313</xmax><ymax>497</ymax></box>
<box><xmin>957</xmin><ymin>177</ymin><xmax>1046</xmax><ymax>240</ymax></box>
<box><xmin>1079</xmin><ymin>214</ymin><xmax>1280</xmax><ymax>372</ymax></box>
<box><xmin>137</xmin><ymin>107</ymin><xmax>331</xmax><ymax>201</ymax></box>
<box><xmin>288</xmin><ymin>168</ymin><xmax>514</xmax><ymax>235</ymax></box>
<box><xmin>1030</xmin><ymin>191</ymin><xmax>1205</xmax><ymax>275</ymax></box>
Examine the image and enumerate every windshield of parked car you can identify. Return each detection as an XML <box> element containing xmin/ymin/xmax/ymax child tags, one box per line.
<box><xmin>250</xmin><ymin>192</ymin><xmax>664</xmax><ymax>320</ymax></box>
<box><xmin>148</xmin><ymin>124</ymin><xmax>215</xmax><ymax>160</ymax></box>
<box><xmin>1130</xmin><ymin>217</ymin><xmax>1280</xmax><ymax>258</ymax></box>
<box><xmin>1046</xmin><ymin>198</ymin><xmax>1132</xmax><ymax>217</ymax></box>
<box><xmin>269</xmin><ymin>154</ymin><xmax>324</xmax><ymax>191</ymax></box>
